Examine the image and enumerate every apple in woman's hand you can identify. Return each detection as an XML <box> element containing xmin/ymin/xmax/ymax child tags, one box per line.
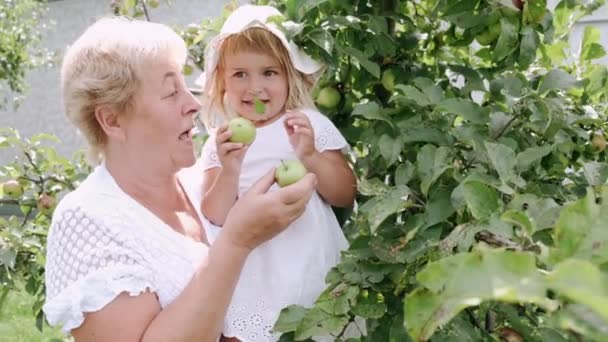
<box><xmin>275</xmin><ymin>160</ymin><xmax>307</xmax><ymax>188</ymax></box>
<box><xmin>228</xmin><ymin>117</ymin><xmax>256</xmax><ymax>145</ymax></box>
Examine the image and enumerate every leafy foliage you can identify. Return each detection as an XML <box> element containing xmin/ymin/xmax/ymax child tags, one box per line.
<box><xmin>0</xmin><ymin>0</ymin><xmax>55</xmax><ymax>109</ymax></box>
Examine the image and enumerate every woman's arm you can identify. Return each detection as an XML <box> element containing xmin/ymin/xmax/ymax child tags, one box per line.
<box><xmin>72</xmin><ymin>171</ymin><xmax>317</xmax><ymax>342</ymax></box>
<box><xmin>301</xmin><ymin>150</ymin><xmax>357</xmax><ymax>208</ymax></box>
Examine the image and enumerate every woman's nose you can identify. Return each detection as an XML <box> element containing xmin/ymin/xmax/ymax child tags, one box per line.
<box><xmin>183</xmin><ymin>90</ymin><xmax>202</xmax><ymax>116</ymax></box>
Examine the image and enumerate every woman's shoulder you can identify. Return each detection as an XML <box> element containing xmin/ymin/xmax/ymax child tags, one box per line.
<box><xmin>51</xmin><ymin>164</ymin><xmax>131</xmax><ymax>234</ymax></box>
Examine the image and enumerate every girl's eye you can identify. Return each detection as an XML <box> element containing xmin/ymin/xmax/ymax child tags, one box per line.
<box><xmin>233</xmin><ymin>71</ymin><xmax>246</xmax><ymax>78</ymax></box>
<box><xmin>264</xmin><ymin>70</ymin><xmax>278</xmax><ymax>76</ymax></box>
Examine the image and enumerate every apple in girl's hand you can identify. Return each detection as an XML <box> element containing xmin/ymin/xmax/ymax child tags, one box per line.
<box><xmin>228</xmin><ymin>117</ymin><xmax>256</xmax><ymax>145</ymax></box>
<box><xmin>275</xmin><ymin>160</ymin><xmax>307</xmax><ymax>187</ymax></box>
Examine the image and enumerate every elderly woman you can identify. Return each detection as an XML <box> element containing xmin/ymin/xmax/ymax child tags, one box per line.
<box><xmin>42</xmin><ymin>17</ymin><xmax>316</xmax><ymax>341</ymax></box>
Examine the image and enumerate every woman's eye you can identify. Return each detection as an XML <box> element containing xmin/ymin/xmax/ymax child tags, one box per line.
<box><xmin>233</xmin><ymin>71</ymin><xmax>246</xmax><ymax>78</ymax></box>
<box><xmin>165</xmin><ymin>90</ymin><xmax>178</xmax><ymax>98</ymax></box>
<box><xmin>264</xmin><ymin>70</ymin><xmax>277</xmax><ymax>76</ymax></box>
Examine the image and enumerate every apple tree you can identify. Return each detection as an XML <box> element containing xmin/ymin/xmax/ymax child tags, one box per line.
<box><xmin>242</xmin><ymin>0</ymin><xmax>608</xmax><ymax>341</ymax></box>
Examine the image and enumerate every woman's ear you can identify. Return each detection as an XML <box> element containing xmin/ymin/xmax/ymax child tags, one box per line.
<box><xmin>95</xmin><ymin>105</ymin><xmax>126</xmax><ymax>142</ymax></box>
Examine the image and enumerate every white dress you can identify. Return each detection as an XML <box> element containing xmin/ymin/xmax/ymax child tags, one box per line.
<box><xmin>43</xmin><ymin>163</ymin><xmax>211</xmax><ymax>335</ymax></box>
<box><xmin>200</xmin><ymin>108</ymin><xmax>349</xmax><ymax>341</ymax></box>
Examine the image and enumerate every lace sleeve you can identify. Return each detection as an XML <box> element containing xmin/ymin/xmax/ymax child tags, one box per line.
<box><xmin>43</xmin><ymin>206</ymin><xmax>155</xmax><ymax>333</ymax></box>
<box><xmin>200</xmin><ymin>133</ymin><xmax>221</xmax><ymax>171</ymax></box>
<box><xmin>308</xmin><ymin>109</ymin><xmax>348</xmax><ymax>153</ymax></box>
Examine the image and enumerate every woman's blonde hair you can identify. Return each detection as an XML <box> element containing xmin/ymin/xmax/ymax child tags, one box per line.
<box><xmin>61</xmin><ymin>17</ymin><xmax>187</xmax><ymax>165</ymax></box>
<box><xmin>201</xmin><ymin>27</ymin><xmax>317</xmax><ymax>129</ymax></box>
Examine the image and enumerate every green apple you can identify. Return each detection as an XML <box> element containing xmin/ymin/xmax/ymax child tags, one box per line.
<box><xmin>228</xmin><ymin>117</ymin><xmax>256</xmax><ymax>145</ymax></box>
<box><xmin>275</xmin><ymin>160</ymin><xmax>307</xmax><ymax>188</ymax></box>
<box><xmin>315</xmin><ymin>86</ymin><xmax>341</xmax><ymax>109</ymax></box>
<box><xmin>2</xmin><ymin>180</ymin><xmax>23</xmax><ymax>198</ymax></box>
<box><xmin>37</xmin><ymin>193</ymin><xmax>56</xmax><ymax>216</ymax></box>
<box><xmin>381</xmin><ymin>70</ymin><xmax>396</xmax><ymax>91</ymax></box>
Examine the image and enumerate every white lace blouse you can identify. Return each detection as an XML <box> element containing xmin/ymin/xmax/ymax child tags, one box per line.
<box><xmin>43</xmin><ymin>163</ymin><xmax>209</xmax><ymax>334</ymax></box>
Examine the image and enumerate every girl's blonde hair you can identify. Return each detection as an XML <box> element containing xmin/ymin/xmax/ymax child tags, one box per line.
<box><xmin>201</xmin><ymin>27</ymin><xmax>317</xmax><ymax>129</ymax></box>
<box><xmin>61</xmin><ymin>17</ymin><xmax>187</xmax><ymax>165</ymax></box>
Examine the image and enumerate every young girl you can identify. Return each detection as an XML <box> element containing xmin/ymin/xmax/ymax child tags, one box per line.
<box><xmin>197</xmin><ymin>5</ymin><xmax>357</xmax><ymax>341</ymax></box>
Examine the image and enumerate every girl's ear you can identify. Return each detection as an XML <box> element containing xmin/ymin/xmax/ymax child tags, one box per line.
<box><xmin>95</xmin><ymin>105</ymin><xmax>126</xmax><ymax>142</ymax></box>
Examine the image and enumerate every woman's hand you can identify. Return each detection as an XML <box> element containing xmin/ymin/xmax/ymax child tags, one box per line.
<box><xmin>221</xmin><ymin>169</ymin><xmax>317</xmax><ymax>252</ymax></box>
<box><xmin>284</xmin><ymin>111</ymin><xmax>317</xmax><ymax>161</ymax></box>
<box><xmin>215</xmin><ymin>125</ymin><xmax>248</xmax><ymax>174</ymax></box>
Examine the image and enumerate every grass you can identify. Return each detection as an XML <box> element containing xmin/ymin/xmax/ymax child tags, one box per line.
<box><xmin>0</xmin><ymin>287</ymin><xmax>69</xmax><ymax>342</ymax></box>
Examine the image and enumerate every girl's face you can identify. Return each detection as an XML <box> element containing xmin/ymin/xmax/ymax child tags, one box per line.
<box><xmin>121</xmin><ymin>53</ymin><xmax>201</xmax><ymax>171</ymax></box>
<box><xmin>222</xmin><ymin>51</ymin><xmax>288</xmax><ymax>125</ymax></box>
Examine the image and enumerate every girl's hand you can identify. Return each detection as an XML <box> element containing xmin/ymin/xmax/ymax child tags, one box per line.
<box><xmin>284</xmin><ymin>111</ymin><xmax>317</xmax><ymax>161</ymax></box>
<box><xmin>216</xmin><ymin>125</ymin><xmax>248</xmax><ymax>174</ymax></box>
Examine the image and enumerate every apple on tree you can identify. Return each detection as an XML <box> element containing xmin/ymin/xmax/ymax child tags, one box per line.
<box><xmin>275</xmin><ymin>160</ymin><xmax>307</xmax><ymax>188</ymax></box>
<box><xmin>315</xmin><ymin>86</ymin><xmax>341</xmax><ymax>109</ymax></box>
<box><xmin>2</xmin><ymin>179</ymin><xmax>23</xmax><ymax>198</ymax></box>
<box><xmin>37</xmin><ymin>193</ymin><xmax>56</xmax><ymax>216</ymax></box>
<box><xmin>228</xmin><ymin>117</ymin><xmax>256</xmax><ymax>145</ymax></box>
<box><xmin>381</xmin><ymin>70</ymin><xmax>395</xmax><ymax>92</ymax></box>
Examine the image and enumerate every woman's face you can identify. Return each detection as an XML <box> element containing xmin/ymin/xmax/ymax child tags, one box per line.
<box><xmin>222</xmin><ymin>51</ymin><xmax>288</xmax><ymax>125</ymax></box>
<box><xmin>121</xmin><ymin>53</ymin><xmax>201</xmax><ymax>171</ymax></box>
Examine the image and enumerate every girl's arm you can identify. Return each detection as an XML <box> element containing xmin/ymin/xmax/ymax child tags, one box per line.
<box><xmin>201</xmin><ymin>167</ymin><xmax>239</xmax><ymax>226</ymax></box>
<box><xmin>301</xmin><ymin>150</ymin><xmax>356</xmax><ymax>208</ymax></box>
<box><xmin>200</xmin><ymin>126</ymin><xmax>248</xmax><ymax>226</ymax></box>
<box><xmin>284</xmin><ymin>111</ymin><xmax>357</xmax><ymax>208</ymax></box>
<box><xmin>72</xmin><ymin>171</ymin><xmax>318</xmax><ymax>342</ymax></box>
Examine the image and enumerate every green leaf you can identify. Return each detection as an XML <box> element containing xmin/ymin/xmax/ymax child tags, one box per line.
<box><xmin>485</xmin><ymin>142</ymin><xmax>517</xmax><ymax>185</ymax></box>
<box><xmin>548</xmin><ymin>259</ymin><xmax>608</xmax><ymax>322</ymax></box>
<box><xmin>516</xmin><ymin>145</ymin><xmax>553</xmax><ymax>172</ymax></box>
<box><xmin>501</xmin><ymin>210</ymin><xmax>536</xmax><ymax>236</ymax></box>
<box><xmin>274</xmin><ymin>305</ymin><xmax>309</xmax><ymax>333</ymax></box>
<box><xmin>551</xmin><ymin>189</ymin><xmax>608</xmax><ymax>265</ymax></box>
<box><xmin>523</xmin><ymin>0</ymin><xmax>547</xmax><ymax>24</ymax></box>
<box><xmin>378</xmin><ymin>134</ymin><xmax>402</xmax><ymax>166</ymax></box>
<box><xmin>393</xmin><ymin>85</ymin><xmax>431</xmax><ymax>107</ymax></box>
<box><xmin>294</xmin><ymin>307</ymin><xmax>349</xmax><ymax>340</ymax></box>
<box><xmin>417</xmin><ymin>145</ymin><xmax>452</xmax><ymax>196</ymax></box>
<box><xmin>339</xmin><ymin>46</ymin><xmax>380</xmax><ymax>78</ymax></box>
<box><xmin>395</xmin><ymin>161</ymin><xmax>415</xmax><ymax>186</ymax></box>
<box><xmin>0</xmin><ymin>247</ymin><xmax>17</xmax><ymax>268</ymax></box>
<box><xmin>507</xmin><ymin>194</ymin><xmax>561</xmax><ymax>230</ymax></box>
<box><xmin>358</xmin><ymin>177</ymin><xmax>389</xmax><ymax>196</ymax></box>
<box><xmin>405</xmin><ymin>250</ymin><xmax>552</xmax><ymax>341</ymax></box>
<box><xmin>315</xmin><ymin>284</ymin><xmax>359</xmax><ymax>316</ymax></box>
<box><xmin>425</xmin><ymin>187</ymin><xmax>455</xmax><ymax>228</ymax></box>
<box><xmin>581</xmin><ymin>26</ymin><xmax>607</xmax><ymax>61</ymax></box>
<box><xmin>352</xmin><ymin>102</ymin><xmax>394</xmax><ymax>127</ymax></box>
<box><xmin>414</xmin><ymin>77</ymin><xmax>444</xmax><ymax>103</ymax></box>
<box><xmin>307</xmin><ymin>29</ymin><xmax>334</xmax><ymax>57</ymax></box>
<box><xmin>358</xmin><ymin>185</ymin><xmax>411</xmax><ymax>233</ymax></box>
<box><xmin>519</xmin><ymin>26</ymin><xmax>540</xmax><ymax>68</ymax></box>
<box><xmin>254</xmin><ymin>98</ymin><xmax>266</xmax><ymax>114</ymax></box>
<box><xmin>583</xmin><ymin>162</ymin><xmax>608</xmax><ymax>186</ymax></box>
<box><xmin>538</xmin><ymin>69</ymin><xmax>578</xmax><ymax>94</ymax></box>
<box><xmin>352</xmin><ymin>291</ymin><xmax>387</xmax><ymax>319</ymax></box>
<box><xmin>493</xmin><ymin>16</ymin><xmax>520</xmax><ymax>62</ymax></box>
<box><xmin>437</xmin><ymin>98</ymin><xmax>488</xmax><ymax>124</ymax></box>
<box><xmin>462</xmin><ymin>181</ymin><xmax>502</xmax><ymax>220</ymax></box>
